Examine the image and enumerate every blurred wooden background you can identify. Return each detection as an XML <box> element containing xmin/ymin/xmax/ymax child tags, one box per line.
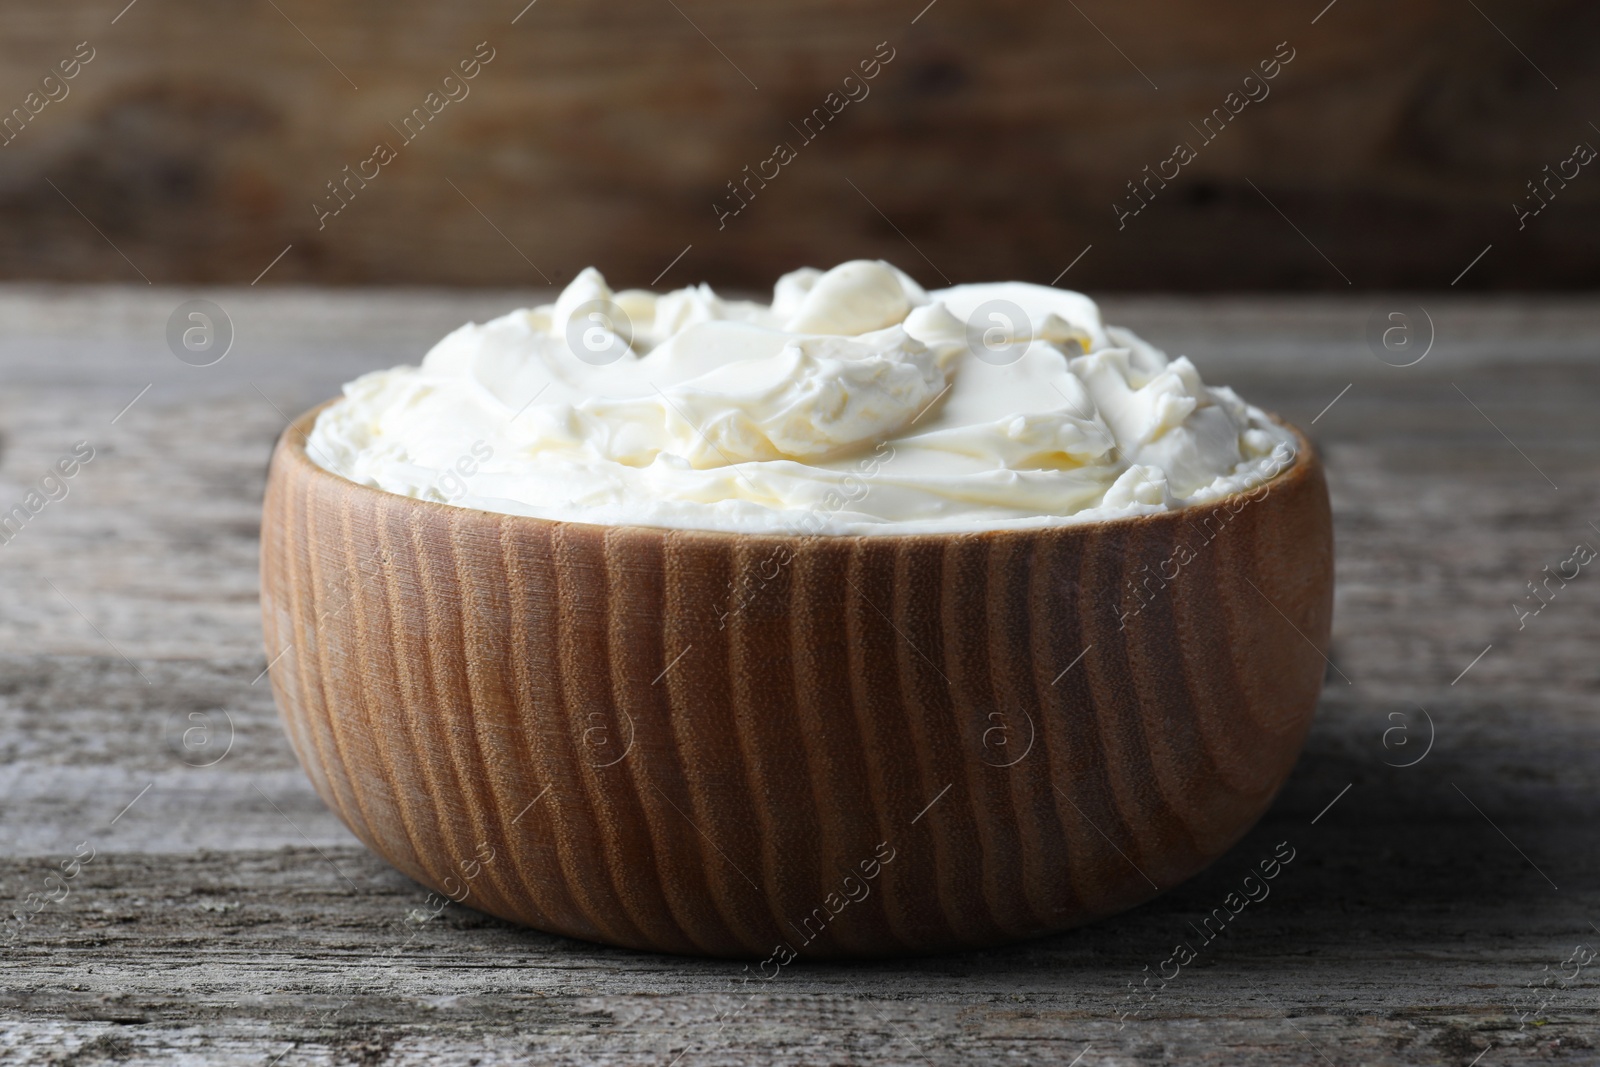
<box><xmin>0</xmin><ymin>0</ymin><xmax>1595</xmax><ymax>291</ymax></box>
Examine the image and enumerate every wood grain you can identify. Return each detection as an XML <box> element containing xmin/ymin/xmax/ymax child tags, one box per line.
<box><xmin>260</xmin><ymin>408</ymin><xmax>1332</xmax><ymax>958</ymax></box>
<box><xmin>5</xmin><ymin>288</ymin><xmax>1600</xmax><ymax>1064</ymax></box>
<box><xmin>0</xmin><ymin>2</ymin><xmax>1596</xmax><ymax>291</ymax></box>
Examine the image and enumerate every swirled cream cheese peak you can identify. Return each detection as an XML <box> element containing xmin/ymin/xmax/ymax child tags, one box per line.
<box><xmin>307</xmin><ymin>260</ymin><xmax>1297</xmax><ymax>534</ymax></box>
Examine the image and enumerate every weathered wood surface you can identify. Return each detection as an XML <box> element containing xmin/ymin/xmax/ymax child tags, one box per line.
<box><xmin>1</xmin><ymin>287</ymin><xmax>1599</xmax><ymax>1064</ymax></box>
<box><xmin>0</xmin><ymin>1</ymin><xmax>1596</xmax><ymax>290</ymax></box>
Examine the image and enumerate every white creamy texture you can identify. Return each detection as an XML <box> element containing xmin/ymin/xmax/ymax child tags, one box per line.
<box><xmin>307</xmin><ymin>260</ymin><xmax>1297</xmax><ymax>535</ymax></box>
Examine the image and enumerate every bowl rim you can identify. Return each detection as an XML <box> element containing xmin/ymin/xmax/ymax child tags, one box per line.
<box><xmin>273</xmin><ymin>400</ymin><xmax>1319</xmax><ymax>547</ymax></box>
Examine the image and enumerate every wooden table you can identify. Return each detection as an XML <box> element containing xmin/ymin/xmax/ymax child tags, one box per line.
<box><xmin>1</xmin><ymin>288</ymin><xmax>1596</xmax><ymax>1065</ymax></box>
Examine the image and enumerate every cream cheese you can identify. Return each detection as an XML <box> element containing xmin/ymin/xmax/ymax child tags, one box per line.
<box><xmin>306</xmin><ymin>260</ymin><xmax>1297</xmax><ymax>535</ymax></box>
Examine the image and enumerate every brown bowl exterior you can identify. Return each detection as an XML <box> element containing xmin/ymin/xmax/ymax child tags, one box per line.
<box><xmin>261</xmin><ymin>406</ymin><xmax>1332</xmax><ymax>959</ymax></box>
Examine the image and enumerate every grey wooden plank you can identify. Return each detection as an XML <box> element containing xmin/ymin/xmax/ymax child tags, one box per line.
<box><xmin>1</xmin><ymin>288</ymin><xmax>1597</xmax><ymax>1065</ymax></box>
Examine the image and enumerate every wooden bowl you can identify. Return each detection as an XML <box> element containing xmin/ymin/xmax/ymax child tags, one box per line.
<box><xmin>261</xmin><ymin>405</ymin><xmax>1332</xmax><ymax>959</ymax></box>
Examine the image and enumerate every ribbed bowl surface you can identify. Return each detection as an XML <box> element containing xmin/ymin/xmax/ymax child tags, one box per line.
<box><xmin>261</xmin><ymin>406</ymin><xmax>1333</xmax><ymax>958</ymax></box>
